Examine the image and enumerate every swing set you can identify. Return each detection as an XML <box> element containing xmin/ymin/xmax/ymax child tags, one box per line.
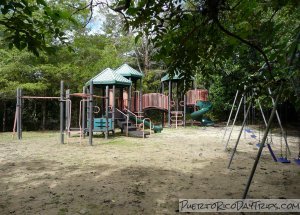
<box><xmin>222</xmin><ymin>86</ymin><xmax>298</xmax><ymax>167</ymax></box>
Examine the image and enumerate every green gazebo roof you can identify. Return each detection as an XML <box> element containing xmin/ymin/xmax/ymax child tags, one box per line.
<box><xmin>86</xmin><ymin>68</ymin><xmax>132</xmax><ymax>86</ymax></box>
<box><xmin>114</xmin><ymin>63</ymin><xmax>143</xmax><ymax>79</ymax></box>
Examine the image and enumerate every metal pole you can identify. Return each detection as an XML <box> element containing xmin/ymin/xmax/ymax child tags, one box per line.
<box><xmin>112</xmin><ymin>85</ymin><xmax>115</xmax><ymax>131</ymax></box>
<box><xmin>60</xmin><ymin>81</ymin><xmax>64</xmax><ymax>144</ymax></box>
<box><xmin>221</xmin><ymin>90</ymin><xmax>239</xmax><ymax>144</ymax></box>
<box><xmin>224</xmin><ymin>94</ymin><xmax>244</xmax><ymax>150</ymax></box>
<box><xmin>258</xmin><ymin>101</ymin><xmax>267</xmax><ymax>126</ymax></box>
<box><xmin>168</xmin><ymin>80</ymin><xmax>171</xmax><ymax>127</ymax></box>
<box><xmin>89</xmin><ymin>81</ymin><xmax>93</xmax><ymax>146</ymax></box>
<box><xmin>82</xmin><ymin>86</ymin><xmax>86</xmax><ymax>138</ymax></box>
<box><xmin>105</xmin><ymin>85</ymin><xmax>109</xmax><ymax>139</ymax></box>
<box><xmin>258</xmin><ymin>101</ymin><xmax>277</xmax><ymax>162</ymax></box>
<box><xmin>228</xmin><ymin>101</ymin><xmax>252</xmax><ymax>168</ymax></box>
<box><xmin>268</xmin><ymin>88</ymin><xmax>291</xmax><ymax>155</ymax></box>
<box><xmin>243</xmin><ymin>83</ymin><xmax>282</xmax><ymax>199</ymax></box>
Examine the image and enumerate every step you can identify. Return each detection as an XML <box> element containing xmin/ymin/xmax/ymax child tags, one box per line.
<box><xmin>124</xmin><ymin>125</ymin><xmax>137</xmax><ymax>131</ymax></box>
<box><xmin>171</xmin><ymin>111</ymin><xmax>183</xmax><ymax>115</ymax></box>
<box><xmin>128</xmin><ymin>130</ymin><xmax>150</xmax><ymax>138</ymax></box>
<box><xmin>175</xmin><ymin>120</ymin><xmax>183</xmax><ymax>123</ymax></box>
<box><xmin>117</xmin><ymin>120</ymin><xmax>132</xmax><ymax>128</ymax></box>
<box><xmin>171</xmin><ymin>117</ymin><xmax>183</xmax><ymax>120</ymax></box>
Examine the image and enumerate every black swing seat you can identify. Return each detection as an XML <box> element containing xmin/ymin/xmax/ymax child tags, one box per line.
<box><xmin>277</xmin><ymin>157</ymin><xmax>291</xmax><ymax>163</ymax></box>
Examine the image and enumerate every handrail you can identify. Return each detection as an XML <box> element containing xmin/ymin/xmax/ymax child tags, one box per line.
<box><xmin>124</xmin><ymin>108</ymin><xmax>138</xmax><ymax>127</ymax></box>
<box><xmin>79</xmin><ymin>99</ymin><xmax>88</xmax><ymax>143</ymax></box>
<box><xmin>115</xmin><ymin>108</ymin><xmax>129</xmax><ymax>136</ymax></box>
<box><xmin>142</xmin><ymin>118</ymin><xmax>152</xmax><ymax>139</ymax></box>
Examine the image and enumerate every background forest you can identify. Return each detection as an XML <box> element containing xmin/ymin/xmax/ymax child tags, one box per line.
<box><xmin>0</xmin><ymin>0</ymin><xmax>299</xmax><ymax>131</ymax></box>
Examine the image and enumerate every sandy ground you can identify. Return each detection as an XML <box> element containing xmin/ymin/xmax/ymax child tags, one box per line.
<box><xmin>0</xmin><ymin>125</ymin><xmax>299</xmax><ymax>215</ymax></box>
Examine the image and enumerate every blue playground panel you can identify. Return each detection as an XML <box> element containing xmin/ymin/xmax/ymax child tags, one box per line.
<box><xmin>87</xmin><ymin>118</ymin><xmax>113</xmax><ymax>132</ymax></box>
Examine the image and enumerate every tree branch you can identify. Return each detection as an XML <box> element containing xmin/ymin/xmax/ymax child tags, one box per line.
<box><xmin>214</xmin><ymin>18</ymin><xmax>273</xmax><ymax>79</ymax></box>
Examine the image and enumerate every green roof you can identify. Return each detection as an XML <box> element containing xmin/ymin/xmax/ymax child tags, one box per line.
<box><xmin>86</xmin><ymin>68</ymin><xmax>132</xmax><ymax>86</ymax></box>
<box><xmin>114</xmin><ymin>63</ymin><xmax>143</xmax><ymax>79</ymax></box>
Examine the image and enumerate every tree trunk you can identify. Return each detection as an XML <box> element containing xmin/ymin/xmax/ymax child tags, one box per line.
<box><xmin>2</xmin><ymin>101</ymin><xmax>6</xmax><ymax>132</ymax></box>
<box><xmin>143</xmin><ymin>34</ymin><xmax>149</xmax><ymax>74</ymax></box>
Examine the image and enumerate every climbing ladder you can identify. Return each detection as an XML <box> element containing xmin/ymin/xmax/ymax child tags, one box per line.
<box><xmin>170</xmin><ymin>111</ymin><xmax>183</xmax><ymax>128</ymax></box>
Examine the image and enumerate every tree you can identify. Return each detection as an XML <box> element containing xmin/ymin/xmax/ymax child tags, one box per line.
<box><xmin>0</xmin><ymin>0</ymin><xmax>88</xmax><ymax>55</ymax></box>
<box><xmin>108</xmin><ymin>1</ymin><xmax>299</xmax><ymax>91</ymax></box>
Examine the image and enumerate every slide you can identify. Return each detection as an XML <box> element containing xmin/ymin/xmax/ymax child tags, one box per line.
<box><xmin>190</xmin><ymin>101</ymin><xmax>214</xmax><ymax>126</ymax></box>
<box><xmin>129</xmin><ymin>116</ymin><xmax>163</xmax><ymax>133</ymax></box>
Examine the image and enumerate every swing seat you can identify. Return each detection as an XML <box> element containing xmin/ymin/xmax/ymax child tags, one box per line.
<box><xmin>277</xmin><ymin>157</ymin><xmax>291</xmax><ymax>163</ymax></box>
<box><xmin>294</xmin><ymin>158</ymin><xmax>300</xmax><ymax>165</ymax></box>
<box><xmin>256</xmin><ymin>143</ymin><xmax>265</xmax><ymax>148</ymax></box>
<box><xmin>245</xmin><ymin>128</ymin><xmax>252</xmax><ymax>133</ymax></box>
<box><xmin>250</xmin><ymin>134</ymin><xmax>257</xmax><ymax>138</ymax></box>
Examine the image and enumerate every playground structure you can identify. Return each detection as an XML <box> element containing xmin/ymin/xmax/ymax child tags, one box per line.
<box><xmin>14</xmin><ymin>64</ymin><xmax>214</xmax><ymax>145</ymax></box>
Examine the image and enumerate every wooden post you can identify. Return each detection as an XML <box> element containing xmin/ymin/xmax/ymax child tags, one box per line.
<box><xmin>183</xmin><ymin>95</ymin><xmax>186</xmax><ymax>127</ymax></box>
<box><xmin>120</xmin><ymin>88</ymin><xmax>123</xmax><ymax>110</ymax></box>
<box><xmin>134</xmin><ymin>81</ymin><xmax>137</xmax><ymax>112</ymax></box>
<box><xmin>16</xmin><ymin>88</ymin><xmax>21</xmax><ymax>140</ymax></box>
<box><xmin>162</xmin><ymin>83</ymin><xmax>165</xmax><ymax>127</ymax></box>
<box><xmin>128</xmin><ymin>77</ymin><xmax>132</xmax><ymax>111</ymax></box>
<box><xmin>168</xmin><ymin>80</ymin><xmax>171</xmax><ymax>127</ymax></box>
<box><xmin>112</xmin><ymin>85</ymin><xmax>115</xmax><ymax>131</ymax></box>
<box><xmin>139</xmin><ymin>79</ymin><xmax>143</xmax><ymax>113</ymax></box>
<box><xmin>105</xmin><ymin>85</ymin><xmax>109</xmax><ymax>139</ymax></box>
<box><xmin>244</xmin><ymin>85</ymin><xmax>247</xmax><ymax>139</ymax></box>
<box><xmin>176</xmin><ymin>82</ymin><xmax>179</xmax><ymax>111</ymax></box>
<box><xmin>65</xmin><ymin>89</ymin><xmax>70</xmax><ymax>137</ymax></box>
<box><xmin>82</xmin><ymin>86</ymin><xmax>86</xmax><ymax>138</ymax></box>
<box><xmin>2</xmin><ymin>101</ymin><xmax>6</xmax><ymax>132</ymax></box>
<box><xmin>89</xmin><ymin>81</ymin><xmax>93</xmax><ymax>145</ymax></box>
<box><xmin>60</xmin><ymin>81</ymin><xmax>64</xmax><ymax>144</ymax></box>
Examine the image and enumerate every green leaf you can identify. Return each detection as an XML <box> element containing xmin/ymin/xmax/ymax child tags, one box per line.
<box><xmin>36</xmin><ymin>0</ymin><xmax>47</xmax><ymax>6</ymax></box>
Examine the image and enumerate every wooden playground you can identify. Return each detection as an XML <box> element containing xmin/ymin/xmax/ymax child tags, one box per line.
<box><xmin>13</xmin><ymin>64</ymin><xmax>214</xmax><ymax>144</ymax></box>
<box><xmin>3</xmin><ymin>64</ymin><xmax>300</xmax><ymax>214</ymax></box>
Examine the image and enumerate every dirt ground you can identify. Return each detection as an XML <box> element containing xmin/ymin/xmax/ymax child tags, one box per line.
<box><xmin>0</xmin><ymin>125</ymin><xmax>299</xmax><ymax>215</ymax></box>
